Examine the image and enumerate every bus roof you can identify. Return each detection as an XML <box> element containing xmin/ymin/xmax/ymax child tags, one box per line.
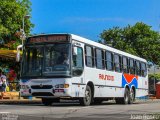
<box><xmin>71</xmin><ymin>34</ymin><xmax>147</xmax><ymax>63</ymax></box>
<box><xmin>29</xmin><ymin>33</ymin><xmax>147</xmax><ymax>63</ymax></box>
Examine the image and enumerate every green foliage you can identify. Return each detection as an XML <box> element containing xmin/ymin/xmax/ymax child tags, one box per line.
<box><xmin>149</xmin><ymin>74</ymin><xmax>160</xmax><ymax>81</ymax></box>
<box><xmin>0</xmin><ymin>0</ymin><xmax>34</xmax><ymax>49</ymax></box>
<box><xmin>100</xmin><ymin>22</ymin><xmax>160</xmax><ymax>65</ymax></box>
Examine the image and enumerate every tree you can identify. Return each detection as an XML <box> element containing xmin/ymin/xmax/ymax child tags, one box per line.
<box><xmin>0</xmin><ymin>0</ymin><xmax>34</xmax><ymax>49</ymax></box>
<box><xmin>100</xmin><ymin>22</ymin><xmax>160</xmax><ymax>66</ymax></box>
<box><xmin>149</xmin><ymin>74</ymin><xmax>160</xmax><ymax>81</ymax></box>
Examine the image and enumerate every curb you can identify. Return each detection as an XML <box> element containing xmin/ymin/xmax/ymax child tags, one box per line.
<box><xmin>0</xmin><ymin>98</ymin><xmax>160</xmax><ymax>104</ymax></box>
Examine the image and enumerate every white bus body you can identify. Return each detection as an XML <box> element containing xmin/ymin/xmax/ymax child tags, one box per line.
<box><xmin>20</xmin><ymin>34</ymin><xmax>148</xmax><ymax>106</ymax></box>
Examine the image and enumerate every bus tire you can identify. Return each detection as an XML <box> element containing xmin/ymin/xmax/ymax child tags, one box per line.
<box><xmin>42</xmin><ymin>98</ymin><xmax>53</xmax><ymax>106</ymax></box>
<box><xmin>129</xmin><ymin>88</ymin><xmax>135</xmax><ymax>104</ymax></box>
<box><xmin>79</xmin><ymin>85</ymin><xmax>92</xmax><ymax>106</ymax></box>
<box><xmin>123</xmin><ymin>88</ymin><xmax>130</xmax><ymax>104</ymax></box>
<box><xmin>115</xmin><ymin>88</ymin><xmax>129</xmax><ymax>104</ymax></box>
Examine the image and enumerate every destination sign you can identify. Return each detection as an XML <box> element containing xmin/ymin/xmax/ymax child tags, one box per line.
<box><xmin>27</xmin><ymin>35</ymin><xmax>69</xmax><ymax>43</ymax></box>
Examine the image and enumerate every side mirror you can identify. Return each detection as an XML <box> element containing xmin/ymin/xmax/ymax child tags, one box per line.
<box><xmin>16</xmin><ymin>51</ymin><xmax>20</xmax><ymax>62</ymax></box>
<box><xmin>16</xmin><ymin>45</ymin><xmax>22</xmax><ymax>62</ymax></box>
<box><xmin>73</xmin><ymin>47</ymin><xmax>78</xmax><ymax>55</ymax></box>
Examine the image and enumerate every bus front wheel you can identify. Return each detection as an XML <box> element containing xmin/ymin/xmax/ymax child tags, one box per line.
<box><xmin>79</xmin><ymin>85</ymin><xmax>92</xmax><ymax>106</ymax></box>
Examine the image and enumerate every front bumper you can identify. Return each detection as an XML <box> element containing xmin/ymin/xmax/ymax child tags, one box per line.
<box><xmin>20</xmin><ymin>88</ymin><xmax>70</xmax><ymax>98</ymax></box>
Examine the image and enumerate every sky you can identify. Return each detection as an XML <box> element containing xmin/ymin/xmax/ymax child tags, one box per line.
<box><xmin>30</xmin><ymin>0</ymin><xmax>160</xmax><ymax>41</ymax></box>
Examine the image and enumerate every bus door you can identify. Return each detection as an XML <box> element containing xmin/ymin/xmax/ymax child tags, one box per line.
<box><xmin>72</xmin><ymin>46</ymin><xmax>84</xmax><ymax>97</ymax></box>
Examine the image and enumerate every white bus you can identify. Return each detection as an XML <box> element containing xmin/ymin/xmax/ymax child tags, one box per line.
<box><xmin>20</xmin><ymin>33</ymin><xmax>148</xmax><ymax>106</ymax></box>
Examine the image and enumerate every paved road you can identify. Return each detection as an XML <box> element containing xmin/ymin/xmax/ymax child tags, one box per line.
<box><xmin>0</xmin><ymin>100</ymin><xmax>160</xmax><ymax>120</ymax></box>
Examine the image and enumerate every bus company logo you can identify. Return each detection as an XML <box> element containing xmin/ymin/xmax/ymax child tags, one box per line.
<box><xmin>122</xmin><ymin>74</ymin><xmax>138</xmax><ymax>88</ymax></box>
<box><xmin>99</xmin><ymin>74</ymin><xmax>114</xmax><ymax>81</ymax></box>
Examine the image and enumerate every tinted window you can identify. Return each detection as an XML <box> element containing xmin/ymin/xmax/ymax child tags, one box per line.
<box><xmin>95</xmin><ymin>49</ymin><xmax>104</xmax><ymax>69</ymax></box>
<box><xmin>105</xmin><ymin>51</ymin><xmax>114</xmax><ymax>71</ymax></box>
<box><xmin>114</xmin><ymin>54</ymin><xmax>121</xmax><ymax>72</ymax></box>
<box><xmin>129</xmin><ymin>59</ymin><xmax>135</xmax><ymax>74</ymax></box>
<box><xmin>135</xmin><ymin>61</ymin><xmax>141</xmax><ymax>76</ymax></box>
<box><xmin>85</xmin><ymin>46</ymin><xmax>94</xmax><ymax>67</ymax></box>
<box><xmin>122</xmin><ymin>56</ymin><xmax>129</xmax><ymax>73</ymax></box>
<box><xmin>22</xmin><ymin>44</ymin><xmax>71</xmax><ymax>77</ymax></box>
<box><xmin>141</xmin><ymin>62</ymin><xmax>147</xmax><ymax>77</ymax></box>
<box><xmin>23</xmin><ymin>47</ymin><xmax>43</xmax><ymax>76</ymax></box>
<box><xmin>72</xmin><ymin>47</ymin><xmax>83</xmax><ymax>76</ymax></box>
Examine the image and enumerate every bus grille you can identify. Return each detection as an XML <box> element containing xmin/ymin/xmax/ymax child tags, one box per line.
<box><xmin>31</xmin><ymin>85</ymin><xmax>53</xmax><ymax>89</ymax></box>
<box><xmin>32</xmin><ymin>92</ymin><xmax>53</xmax><ymax>96</ymax></box>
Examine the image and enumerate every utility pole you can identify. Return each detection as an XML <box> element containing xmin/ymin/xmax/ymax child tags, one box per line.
<box><xmin>20</xmin><ymin>15</ymin><xmax>30</xmax><ymax>47</ymax></box>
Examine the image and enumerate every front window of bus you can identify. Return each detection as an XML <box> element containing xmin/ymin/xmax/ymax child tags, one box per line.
<box><xmin>22</xmin><ymin>46</ymin><xmax>43</xmax><ymax>77</ymax></box>
<box><xmin>43</xmin><ymin>44</ymin><xmax>71</xmax><ymax>76</ymax></box>
<box><xmin>22</xmin><ymin>44</ymin><xmax>71</xmax><ymax>78</ymax></box>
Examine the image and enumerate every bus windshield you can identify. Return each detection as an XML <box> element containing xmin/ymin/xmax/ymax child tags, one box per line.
<box><xmin>21</xmin><ymin>43</ymin><xmax>71</xmax><ymax>78</ymax></box>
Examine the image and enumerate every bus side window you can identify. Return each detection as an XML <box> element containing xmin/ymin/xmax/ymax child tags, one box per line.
<box><xmin>129</xmin><ymin>59</ymin><xmax>135</xmax><ymax>74</ymax></box>
<box><xmin>119</xmin><ymin>55</ymin><xmax>122</xmax><ymax>72</ymax></box>
<box><xmin>72</xmin><ymin>47</ymin><xmax>83</xmax><ymax>76</ymax></box>
<box><xmin>95</xmin><ymin>49</ymin><xmax>105</xmax><ymax>69</ymax></box>
<box><xmin>85</xmin><ymin>46</ymin><xmax>94</xmax><ymax>67</ymax></box>
<box><xmin>105</xmin><ymin>51</ymin><xmax>114</xmax><ymax>71</ymax></box>
<box><xmin>122</xmin><ymin>56</ymin><xmax>129</xmax><ymax>73</ymax></box>
<box><xmin>135</xmin><ymin>61</ymin><xmax>141</xmax><ymax>76</ymax></box>
<box><xmin>144</xmin><ymin>63</ymin><xmax>147</xmax><ymax>76</ymax></box>
<box><xmin>139</xmin><ymin>62</ymin><xmax>142</xmax><ymax>76</ymax></box>
<box><xmin>114</xmin><ymin>54</ymin><xmax>121</xmax><ymax>72</ymax></box>
<box><xmin>141</xmin><ymin>62</ymin><xmax>147</xmax><ymax>77</ymax></box>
